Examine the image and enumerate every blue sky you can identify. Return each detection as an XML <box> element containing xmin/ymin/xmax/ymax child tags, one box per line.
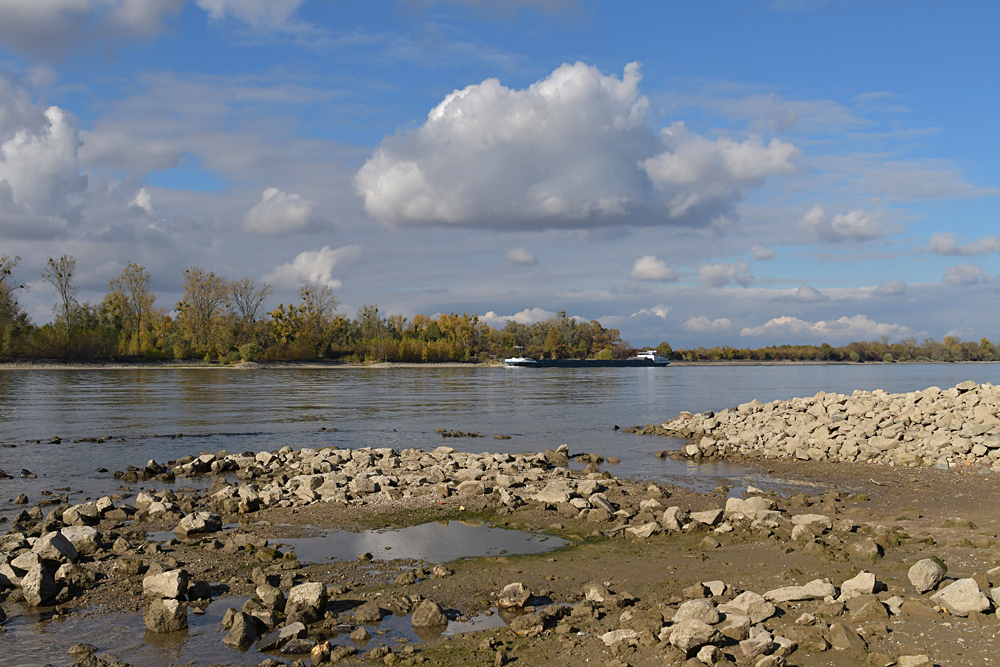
<box><xmin>2</xmin><ymin>0</ymin><xmax>1000</xmax><ymax>347</ymax></box>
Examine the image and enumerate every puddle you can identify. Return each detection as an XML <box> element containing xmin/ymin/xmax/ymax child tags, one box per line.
<box><xmin>1</xmin><ymin>597</ymin><xmax>527</xmax><ymax>667</ymax></box>
<box><xmin>277</xmin><ymin>520</ymin><xmax>568</xmax><ymax>564</ymax></box>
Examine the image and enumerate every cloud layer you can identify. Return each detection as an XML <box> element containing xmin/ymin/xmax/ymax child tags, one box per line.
<box><xmin>264</xmin><ymin>244</ymin><xmax>361</xmax><ymax>289</ymax></box>
<box><xmin>244</xmin><ymin>187</ymin><xmax>316</xmax><ymax>235</ymax></box>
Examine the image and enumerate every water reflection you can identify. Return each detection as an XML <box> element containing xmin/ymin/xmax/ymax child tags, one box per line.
<box><xmin>278</xmin><ymin>521</ymin><xmax>567</xmax><ymax>564</ymax></box>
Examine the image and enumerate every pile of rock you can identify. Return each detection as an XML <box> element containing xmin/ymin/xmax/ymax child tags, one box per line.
<box><xmin>218</xmin><ymin>576</ymin><xmax>446</xmax><ymax>663</ymax></box>
<box><xmin>656</xmin><ymin>381</ymin><xmax>1000</xmax><ymax>470</ymax></box>
<box><xmin>0</xmin><ymin>525</ymin><xmax>100</xmax><ymax>608</ymax></box>
<box><xmin>169</xmin><ymin>444</ymin><xmax>612</xmax><ymax>516</ymax></box>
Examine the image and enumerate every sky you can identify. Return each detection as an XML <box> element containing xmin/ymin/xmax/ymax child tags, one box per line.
<box><xmin>1</xmin><ymin>0</ymin><xmax>1000</xmax><ymax>348</ymax></box>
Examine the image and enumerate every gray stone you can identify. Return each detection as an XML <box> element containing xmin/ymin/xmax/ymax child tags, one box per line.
<box><xmin>625</xmin><ymin>522</ymin><xmax>661</xmax><ymax>539</ymax></box>
<box><xmin>849</xmin><ymin>537</ymin><xmax>882</xmax><ymax>564</ymax></box>
<box><xmin>498</xmin><ymin>582</ymin><xmax>532</xmax><ymax>609</ymax></box>
<box><xmin>32</xmin><ymin>531</ymin><xmax>78</xmax><ymax>563</ymax></box>
<box><xmin>256</xmin><ymin>583</ymin><xmax>286</xmax><ymax>612</ymax></box>
<box><xmin>662</xmin><ymin>507</ymin><xmax>689</xmax><ymax>531</ymax></box>
<box><xmin>531</xmin><ymin>481</ymin><xmax>573</xmax><ymax>504</ymax></box>
<box><xmin>838</xmin><ymin>571</ymin><xmax>876</xmax><ymax>601</ymax></box>
<box><xmin>353</xmin><ymin>600</ymin><xmax>383</xmax><ymax>623</ymax></box>
<box><xmin>673</xmin><ymin>598</ymin><xmax>720</xmax><ymax>625</ymax></box>
<box><xmin>908</xmin><ymin>558</ymin><xmax>946</xmax><ymax>593</ymax></box>
<box><xmin>689</xmin><ymin>509</ymin><xmax>724</xmax><ymax>526</ymax></box>
<box><xmin>897</xmin><ymin>656</ymin><xmax>932</xmax><ymax>667</ymax></box>
<box><xmin>669</xmin><ymin>619</ymin><xmax>723</xmax><ymax>653</ymax></box>
<box><xmin>174</xmin><ymin>511</ymin><xmax>221</xmax><ymax>536</ymax></box>
<box><xmin>61</xmin><ymin>526</ymin><xmax>100</xmax><ymax>556</ymax></box>
<box><xmin>255</xmin><ymin>622</ymin><xmax>307</xmax><ymax>651</ymax></box>
<box><xmin>21</xmin><ymin>564</ymin><xmax>57</xmax><ymax>606</ymax></box>
<box><xmin>144</xmin><ymin>598</ymin><xmax>188</xmax><ymax>633</ymax></box>
<box><xmin>223</xmin><ymin>611</ymin><xmax>260</xmax><ymax>647</ymax></box>
<box><xmin>930</xmin><ymin>578</ymin><xmax>990</xmax><ymax>617</ymax></box>
<box><xmin>828</xmin><ymin>622</ymin><xmax>866</xmax><ymax>652</ymax></box>
<box><xmin>764</xmin><ymin>579</ymin><xmax>836</xmax><ymax>603</ymax></box>
<box><xmin>411</xmin><ymin>600</ymin><xmax>448</xmax><ymax>627</ymax></box>
<box><xmin>143</xmin><ymin>569</ymin><xmax>189</xmax><ymax>599</ymax></box>
<box><xmin>718</xmin><ymin>591</ymin><xmax>776</xmax><ymax>624</ymax></box>
<box><xmin>600</xmin><ymin>629</ymin><xmax>638</xmax><ymax>646</ymax></box>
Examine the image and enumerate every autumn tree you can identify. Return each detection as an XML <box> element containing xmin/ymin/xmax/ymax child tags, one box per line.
<box><xmin>41</xmin><ymin>255</ymin><xmax>78</xmax><ymax>335</ymax></box>
<box><xmin>105</xmin><ymin>262</ymin><xmax>155</xmax><ymax>354</ymax></box>
<box><xmin>176</xmin><ymin>267</ymin><xmax>228</xmax><ymax>355</ymax></box>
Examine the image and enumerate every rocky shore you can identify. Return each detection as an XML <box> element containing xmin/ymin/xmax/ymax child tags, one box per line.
<box><xmin>5</xmin><ymin>386</ymin><xmax>1000</xmax><ymax>666</ymax></box>
<box><xmin>649</xmin><ymin>381</ymin><xmax>1000</xmax><ymax>471</ymax></box>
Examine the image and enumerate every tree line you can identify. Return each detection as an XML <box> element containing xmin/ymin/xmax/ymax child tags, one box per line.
<box><xmin>0</xmin><ymin>255</ymin><xmax>627</xmax><ymax>363</ymax></box>
<box><xmin>1</xmin><ymin>253</ymin><xmax>996</xmax><ymax>364</ymax></box>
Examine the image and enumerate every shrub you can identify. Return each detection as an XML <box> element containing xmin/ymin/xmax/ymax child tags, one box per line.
<box><xmin>239</xmin><ymin>343</ymin><xmax>261</xmax><ymax>362</ymax></box>
<box><xmin>223</xmin><ymin>350</ymin><xmax>242</xmax><ymax>364</ymax></box>
<box><xmin>882</xmin><ymin>353</ymin><xmax>894</xmax><ymax>363</ymax></box>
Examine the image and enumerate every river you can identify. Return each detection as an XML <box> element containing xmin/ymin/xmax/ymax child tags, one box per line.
<box><xmin>2</xmin><ymin>363</ymin><xmax>1000</xmax><ymax>513</ymax></box>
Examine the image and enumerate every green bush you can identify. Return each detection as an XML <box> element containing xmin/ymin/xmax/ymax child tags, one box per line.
<box><xmin>223</xmin><ymin>350</ymin><xmax>242</xmax><ymax>364</ymax></box>
<box><xmin>239</xmin><ymin>343</ymin><xmax>261</xmax><ymax>362</ymax></box>
<box><xmin>882</xmin><ymin>353</ymin><xmax>894</xmax><ymax>363</ymax></box>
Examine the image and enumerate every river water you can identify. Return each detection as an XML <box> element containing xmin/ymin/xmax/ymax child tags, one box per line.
<box><xmin>3</xmin><ymin>363</ymin><xmax>1000</xmax><ymax>510</ymax></box>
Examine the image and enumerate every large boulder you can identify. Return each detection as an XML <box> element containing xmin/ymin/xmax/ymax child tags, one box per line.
<box><xmin>21</xmin><ymin>564</ymin><xmax>57</xmax><ymax>606</ymax></box>
<box><xmin>838</xmin><ymin>571</ymin><xmax>876</xmax><ymax>601</ymax></box>
<box><xmin>908</xmin><ymin>559</ymin><xmax>946</xmax><ymax>593</ymax></box>
<box><xmin>143</xmin><ymin>569</ymin><xmax>189</xmax><ymax>600</ymax></box>
<box><xmin>62</xmin><ymin>502</ymin><xmax>100</xmax><ymax>526</ymax></box>
<box><xmin>498</xmin><ymin>582</ymin><xmax>532</xmax><ymax>609</ymax></box>
<box><xmin>718</xmin><ymin>591</ymin><xmax>775</xmax><ymax>624</ymax></box>
<box><xmin>353</xmin><ymin>600</ymin><xmax>383</xmax><ymax>623</ymax></box>
<box><xmin>223</xmin><ymin>611</ymin><xmax>260</xmax><ymax>648</ymax></box>
<box><xmin>144</xmin><ymin>598</ymin><xmax>188</xmax><ymax>633</ymax></box>
<box><xmin>285</xmin><ymin>582</ymin><xmax>327</xmax><ymax>623</ymax></box>
<box><xmin>174</xmin><ymin>512</ymin><xmax>221</xmax><ymax>537</ymax></box>
<box><xmin>61</xmin><ymin>526</ymin><xmax>100</xmax><ymax>556</ymax></box>
<box><xmin>33</xmin><ymin>531</ymin><xmax>78</xmax><ymax>564</ymax></box>
<box><xmin>930</xmin><ymin>578</ymin><xmax>991</xmax><ymax>617</ymax></box>
<box><xmin>411</xmin><ymin>600</ymin><xmax>448</xmax><ymax>627</ymax></box>
<box><xmin>673</xmin><ymin>599</ymin><xmax>720</xmax><ymax>625</ymax></box>
<box><xmin>256</xmin><ymin>583</ymin><xmax>286</xmax><ymax>612</ymax></box>
<box><xmin>669</xmin><ymin>619</ymin><xmax>723</xmax><ymax>653</ymax></box>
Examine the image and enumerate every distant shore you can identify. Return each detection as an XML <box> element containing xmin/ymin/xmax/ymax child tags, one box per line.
<box><xmin>0</xmin><ymin>358</ymin><xmax>992</xmax><ymax>370</ymax></box>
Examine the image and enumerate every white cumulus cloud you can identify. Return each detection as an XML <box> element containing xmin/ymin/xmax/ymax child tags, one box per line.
<box><xmin>801</xmin><ymin>204</ymin><xmax>890</xmax><ymax>241</ymax></box>
<box><xmin>356</xmin><ymin>62</ymin><xmax>798</xmax><ymax>231</ymax></box>
<box><xmin>943</xmin><ymin>263</ymin><xmax>985</xmax><ymax>286</ymax></box>
<box><xmin>751</xmin><ymin>245</ymin><xmax>776</xmax><ymax>260</ymax></box>
<box><xmin>740</xmin><ymin>314</ymin><xmax>910</xmax><ymax>340</ymax></box>
<box><xmin>505</xmin><ymin>247</ymin><xmax>537</xmax><ymax>265</ymax></box>
<box><xmin>928</xmin><ymin>232</ymin><xmax>1000</xmax><ymax>256</ymax></box>
<box><xmin>629</xmin><ymin>255</ymin><xmax>677</xmax><ymax>281</ymax></box>
<box><xmin>631</xmin><ymin>305</ymin><xmax>671</xmax><ymax>319</ymax></box>
<box><xmin>683</xmin><ymin>316</ymin><xmax>732</xmax><ymax>333</ymax></box>
<box><xmin>243</xmin><ymin>187</ymin><xmax>316</xmax><ymax>235</ymax></box>
<box><xmin>0</xmin><ymin>92</ymin><xmax>87</xmax><ymax>239</ymax></box>
<box><xmin>264</xmin><ymin>244</ymin><xmax>361</xmax><ymax>289</ymax></box>
<box><xmin>638</xmin><ymin>122</ymin><xmax>798</xmax><ymax>221</ymax></box>
<box><xmin>481</xmin><ymin>308</ymin><xmax>556</xmax><ymax>326</ymax></box>
<box><xmin>698</xmin><ymin>261</ymin><xmax>752</xmax><ymax>288</ymax></box>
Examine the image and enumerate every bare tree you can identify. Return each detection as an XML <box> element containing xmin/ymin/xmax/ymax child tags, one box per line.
<box><xmin>227</xmin><ymin>277</ymin><xmax>274</xmax><ymax>345</ymax></box>
<box><xmin>0</xmin><ymin>254</ymin><xmax>25</xmax><ymax>330</ymax></box>
<box><xmin>176</xmin><ymin>266</ymin><xmax>228</xmax><ymax>353</ymax></box>
<box><xmin>41</xmin><ymin>255</ymin><xmax>78</xmax><ymax>334</ymax></box>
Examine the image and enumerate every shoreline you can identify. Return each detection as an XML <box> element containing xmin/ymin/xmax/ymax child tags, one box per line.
<box><xmin>0</xmin><ymin>358</ymin><xmax>996</xmax><ymax>370</ymax></box>
<box><xmin>4</xmin><ymin>435</ymin><xmax>998</xmax><ymax>666</ymax></box>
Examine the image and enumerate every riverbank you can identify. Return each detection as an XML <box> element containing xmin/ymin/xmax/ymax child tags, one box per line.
<box><xmin>4</xmin><ymin>423</ymin><xmax>1000</xmax><ymax>666</ymax></box>
<box><xmin>3</xmin><ymin>358</ymin><xmax>993</xmax><ymax>371</ymax></box>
